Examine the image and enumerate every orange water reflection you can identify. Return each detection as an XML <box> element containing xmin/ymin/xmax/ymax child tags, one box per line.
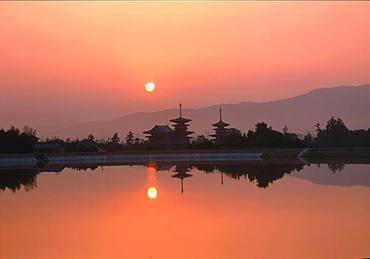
<box><xmin>147</xmin><ymin>163</ymin><xmax>158</xmax><ymax>199</ymax></box>
<box><xmin>0</xmin><ymin>164</ymin><xmax>370</xmax><ymax>259</ymax></box>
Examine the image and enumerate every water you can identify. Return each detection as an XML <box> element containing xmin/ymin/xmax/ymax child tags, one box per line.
<box><xmin>1</xmin><ymin>161</ymin><xmax>370</xmax><ymax>259</ymax></box>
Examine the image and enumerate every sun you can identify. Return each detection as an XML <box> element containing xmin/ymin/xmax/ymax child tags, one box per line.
<box><xmin>145</xmin><ymin>82</ymin><xmax>156</xmax><ymax>92</ymax></box>
<box><xmin>147</xmin><ymin>186</ymin><xmax>158</xmax><ymax>199</ymax></box>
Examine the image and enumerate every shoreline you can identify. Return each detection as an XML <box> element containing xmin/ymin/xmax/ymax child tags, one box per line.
<box><xmin>2</xmin><ymin>147</ymin><xmax>370</xmax><ymax>157</ymax></box>
<box><xmin>1</xmin><ymin>147</ymin><xmax>370</xmax><ymax>168</ymax></box>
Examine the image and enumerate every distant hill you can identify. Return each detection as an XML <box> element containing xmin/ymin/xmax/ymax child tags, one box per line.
<box><xmin>39</xmin><ymin>84</ymin><xmax>370</xmax><ymax>139</ymax></box>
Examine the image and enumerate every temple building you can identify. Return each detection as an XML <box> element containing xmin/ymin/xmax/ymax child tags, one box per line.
<box><xmin>143</xmin><ymin>125</ymin><xmax>175</xmax><ymax>147</ymax></box>
<box><xmin>210</xmin><ymin>107</ymin><xmax>231</xmax><ymax>145</ymax></box>
<box><xmin>143</xmin><ymin>103</ymin><xmax>194</xmax><ymax>148</ymax></box>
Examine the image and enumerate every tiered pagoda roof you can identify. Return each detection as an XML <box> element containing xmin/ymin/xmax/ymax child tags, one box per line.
<box><xmin>170</xmin><ymin>117</ymin><xmax>192</xmax><ymax>124</ymax></box>
<box><xmin>171</xmin><ymin>164</ymin><xmax>193</xmax><ymax>194</ymax></box>
<box><xmin>210</xmin><ymin>107</ymin><xmax>231</xmax><ymax>142</ymax></box>
<box><xmin>170</xmin><ymin>103</ymin><xmax>194</xmax><ymax>137</ymax></box>
<box><xmin>212</xmin><ymin>120</ymin><xmax>230</xmax><ymax>128</ymax></box>
<box><xmin>143</xmin><ymin>125</ymin><xmax>174</xmax><ymax>135</ymax></box>
<box><xmin>170</xmin><ymin>103</ymin><xmax>193</xmax><ymax>125</ymax></box>
<box><xmin>212</xmin><ymin>107</ymin><xmax>229</xmax><ymax>128</ymax></box>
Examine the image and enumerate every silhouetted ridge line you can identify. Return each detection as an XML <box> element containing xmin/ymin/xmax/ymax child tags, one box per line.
<box><xmin>41</xmin><ymin>84</ymin><xmax>370</xmax><ymax>139</ymax></box>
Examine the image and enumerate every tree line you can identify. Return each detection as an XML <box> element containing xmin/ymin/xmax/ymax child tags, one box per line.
<box><xmin>0</xmin><ymin>126</ymin><xmax>38</xmax><ymax>153</ymax></box>
<box><xmin>1</xmin><ymin>117</ymin><xmax>370</xmax><ymax>153</ymax></box>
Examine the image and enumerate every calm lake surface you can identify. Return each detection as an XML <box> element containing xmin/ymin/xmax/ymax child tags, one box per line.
<box><xmin>1</xmin><ymin>161</ymin><xmax>370</xmax><ymax>259</ymax></box>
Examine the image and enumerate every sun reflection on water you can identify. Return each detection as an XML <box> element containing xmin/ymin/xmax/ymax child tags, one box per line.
<box><xmin>147</xmin><ymin>163</ymin><xmax>158</xmax><ymax>199</ymax></box>
<box><xmin>147</xmin><ymin>186</ymin><xmax>158</xmax><ymax>199</ymax></box>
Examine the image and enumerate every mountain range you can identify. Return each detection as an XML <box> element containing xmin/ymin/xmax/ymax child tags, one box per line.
<box><xmin>39</xmin><ymin>84</ymin><xmax>370</xmax><ymax>139</ymax></box>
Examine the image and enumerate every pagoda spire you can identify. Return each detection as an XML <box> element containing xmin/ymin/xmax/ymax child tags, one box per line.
<box><xmin>181</xmin><ymin>178</ymin><xmax>184</xmax><ymax>194</ymax></box>
<box><xmin>169</xmin><ymin>102</ymin><xmax>194</xmax><ymax>146</ymax></box>
<box><xmin>211</xmin><ymin>107</ymin><xmax>231</xmax><ymax>144</ymax></box>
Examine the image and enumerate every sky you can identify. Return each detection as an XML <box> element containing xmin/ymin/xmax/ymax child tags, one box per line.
<box><xmin>0</xmin><ymin>2</ymin><xmax>369</xmax><ymax>128</ymax></box>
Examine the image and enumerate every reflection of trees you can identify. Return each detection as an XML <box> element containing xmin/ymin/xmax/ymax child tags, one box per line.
<box><xmin>70</xmin><ymin>166</ymin><xmax>99</xmax><ymax>172</ymax></box>
<box><xmin>192</xmin><ymin>163</ymin><xmax>304</xmax><ymax>188</ymax></box>
<box><xmin>151</xmin><ymin>162</ymin><xmax>304</xmax><ymax>188</ymax></box>
<box><xmin>327</xmin><ymin>162</ymin><xmax>345</xmax><ymax>173</ymax></box>
<box><xmin>0</xmin><ymin>169</ymin><xmax>38</xmax><ymax>192</ymax></box>
<box><xmin>0</xmin><ymin>165</ymin><xmax>100</xmax><ymax>193</ymax></box>
<box><xmin>2</xmin><ymin>160</ymin><xmax>352</xmax><ymax>194</ymax></box>
<box><xmin>193</xmin><ymin>164</ymin><xmax>215</xmax><ymax>173</ymax></box>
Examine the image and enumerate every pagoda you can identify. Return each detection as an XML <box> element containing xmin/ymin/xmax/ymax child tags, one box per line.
<box><xmin>171</xmin><ymin>164</ymin><xmax>193</xmax><ymax>194</ymax></box>
<box><xmin>210</xmin><ymin>107</ymin><xmax>230</xmax><ymax>144</ymax></box>
<box><xmin>169</xmin><ymin>103</ymin><xmax>194</xmax><ymax>147</ymax></box>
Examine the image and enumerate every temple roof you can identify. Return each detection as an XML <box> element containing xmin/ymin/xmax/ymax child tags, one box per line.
<box><xmin>171</xmin><ymin>172</ymin><xmax>193</xmax><ymax>180</ymax></box>
<box><xmin>212</xmin><ymin>107</ymin><xmax>230</xmax><ymax>128</ymax></box>
<box><xmin>212</xmin><ymin>121</ymin><xmax>230</xmax><ymax>128</ymax></box>
<box><xmin>170</xmin><ymin>102</ymin><xmax>192</xmax><ymax>123</ymax></box>
<box><xmin>170</xmin><ymin>117</ymin><xmax>192</xmax><ymax>123</ymax></box>
<box><xmin>173</xmin><ymin>130</ymin><xmax>194</xmax><ymax>136</ymax></box>
<box><xmin>143</xmin><ymin>125</ymin><xmax>174</xmax><ymax>134</ymax></box>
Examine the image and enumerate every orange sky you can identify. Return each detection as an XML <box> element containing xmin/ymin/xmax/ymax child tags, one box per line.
<box><xmin>0</xmin><ymin>2</ymin><xmax>369</xmax><ymax>127</ymax></box>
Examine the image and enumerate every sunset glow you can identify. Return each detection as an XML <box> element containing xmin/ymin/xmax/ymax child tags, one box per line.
<box><xmin>1</xmin><ymin>2</ymin><xmax>370</xmax><ymax>259</ymax></box>
<box><xmin>145</xmin><ymin>82</ymin><xmax>156</xmax><ymax>93</ymax></box>
<box><xmin>147</xmin><ymin>186</ymin><xmax>158</xmax><ymax>199</ymax></box>
<box><xmin>0</xmin><ymin>2</ymin><xmax>368</xmax><ymax>131</ymax></box>
<box><xmin>147</xmin><ymin>164</ymin><xmax>158</xmax><ymax>199</ymax></box>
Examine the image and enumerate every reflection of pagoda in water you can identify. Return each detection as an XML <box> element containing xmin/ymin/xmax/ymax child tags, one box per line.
<box><xmin>210</xmin><ymin>107</ymin><xmax>231</xmax><ymax>145</ymax></box>
<box><xmin>171</xmin><ymin>164</ymin><xmax>193</xmax><ymax>194</ymax></box>
<box><xmin>144</xmin><ymin>103</ymin><xmax>194</xmax><ymax>148</ymax></box>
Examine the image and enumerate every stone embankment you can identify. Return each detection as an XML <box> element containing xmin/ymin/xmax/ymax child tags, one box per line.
<box><xmin>1</xmin><ymin>147</ymin><xmax>370</xmax><ymax>168</ymax></box>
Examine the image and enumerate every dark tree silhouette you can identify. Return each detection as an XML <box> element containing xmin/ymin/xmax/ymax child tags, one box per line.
<box><xmin>110</xmin><ymin>133</ymin><xmax>120</xmax><ymax>144</ymax></box>
<box><xmin>125</xmin><ymin>131</ymin><xmax>135</xmax><ymax>145</ymax></box>
<box><xmin>191</xmin><ymin>135</ymin><xmax>214</xmax><ymax>149</ymax></box>
<box><xmin>303</xmin><ymin>132</ymin><xmax>314</xmax><ymax>147</ymax></box>
<box><xmin>218</xmin><ymin>128</ymin><xmax>246</xmax><ymax>147</ymax></box>
<box><xmin>314</xmin><ymin>117</ymin><xmax>370</xmax><ymax>147</ymax></box>
<box><xmin>23</xmin><ymin>126</ymin><xmax>37</xmax><ymax>137</ymax></box>
<box><xmin>245</xmin><ymin>122</ymin><xmax>304</xmax><ymax>148</ymax></box>
<box><xmin>0</xmin><ymin>126</ymin><xmax>39</xmax><ymax>153</ymax></box>
<box><xmin>316</xmin><ymin>117</ymin><xmax>350</xmax><ymax>147</ymax></box>
<box><xmin>283</xmin><ymin>125</ymin><xmax>288</xmax><ymax>135</ymax></box>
